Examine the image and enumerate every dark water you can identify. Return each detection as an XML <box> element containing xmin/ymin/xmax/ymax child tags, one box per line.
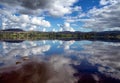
<box><xmin>0</xmin><ymin>40</ymin><xmax>120</xmax><ymax>83</ymax></box>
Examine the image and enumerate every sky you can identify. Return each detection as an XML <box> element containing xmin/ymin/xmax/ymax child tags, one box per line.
<box><xmin>0</xmin><ymin>0</ymin><xmax>120</xmax><ymax>32</ymax></box>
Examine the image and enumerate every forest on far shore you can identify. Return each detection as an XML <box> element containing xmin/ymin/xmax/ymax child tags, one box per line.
<box><xmin>0</xmin><ymin>29</ymin><xmax>120</xmax><ymax>42</ymax></box>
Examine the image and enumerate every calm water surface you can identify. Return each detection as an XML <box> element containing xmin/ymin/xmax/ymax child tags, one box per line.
<box><xmin>0</xmin><ymin>40</ymin><xmax>120</xmax><ymax>83</ymax></box>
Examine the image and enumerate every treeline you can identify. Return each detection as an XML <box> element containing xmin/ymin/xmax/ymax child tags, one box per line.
<box><xmin>0</xmin><ymin>30</ymin><xmax>120</xmax><ymax>41</ymax></box>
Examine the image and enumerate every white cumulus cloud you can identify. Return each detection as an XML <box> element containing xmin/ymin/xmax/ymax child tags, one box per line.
<box><xmin>0</xmin><ymin>9</ymin><xmax>51</xmax><ymax>30</ymax></box>
<box><xmin>82</xmin><ymin>1</ymin><xmax>120</xmax><ymax>31</ymax></box>
<box><xmin>59</xmin><ymin>22</ymin><xmax>75</xmax><ymax>32</ymax></box>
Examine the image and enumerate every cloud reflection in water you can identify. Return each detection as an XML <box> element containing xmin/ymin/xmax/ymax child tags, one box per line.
<box><xmin>80</xmin><ymin>41</ymin><xmax>120</xmax><ymax>80</ymax></box>
<box><xmin>0</xmin><ymin>56</ymin><xmax>77</xmax><ymax>83</ymax></box>
<box><xmin>0</xmin><ymin>40</ymin><xmax>120</xmax><ymax>82</ymax></box>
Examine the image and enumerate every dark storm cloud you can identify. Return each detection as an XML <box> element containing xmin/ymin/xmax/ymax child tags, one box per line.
<box><xmin>0</xmin><ymin>0</ymin><xmax>77</xmax><ymax>16</ymax></box>
<box><xmin>0</xmin><ymin>0</ymin><xmax>51</xmax><ymax>9</ymax></box>
<box><xmin>0</xmin><ymin>0</ymin><xmax>52</xmax><ymax>15</ymax></box>
<box><xmin>20</xmin><ymin>0</ymin><xmax>50</xmax><ymax>9</ymax></box>
<box><xmin>0</xmin><ymin>0</ymin><xmax>20</xmax><ymax>6</ymax></box>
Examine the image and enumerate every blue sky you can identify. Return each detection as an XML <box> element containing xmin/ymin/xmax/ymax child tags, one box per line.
<box><xmin>0</xmin><ymin>0</ymin><xmax>120</xmax><ymax>32</ymax></box>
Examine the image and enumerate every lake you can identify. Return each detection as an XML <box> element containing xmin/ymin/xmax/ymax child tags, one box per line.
<box><xmin>0</xmin><ymin>40</ymin><xmax>120</xmax><ymax>83</ymax></box>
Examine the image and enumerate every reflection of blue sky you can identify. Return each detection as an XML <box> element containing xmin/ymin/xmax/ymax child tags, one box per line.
<box><xmin>0</xmin><ymin>40</ymin><xmax>79</xmax><ymax>83</ymax></box>
<box><xmin>0</xmin><ymin>40</ymin><xmax>92</xmax><ymax>67</ymax></box>
<box><xmin>79</xmin><ymin>41</ymin><xmax>120</xmax><ymax>80</ymax></box>
<box><xmin>0</xmin><ymin>40</ymin><xmax>120</xmax><ymax>80</ymax></box>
